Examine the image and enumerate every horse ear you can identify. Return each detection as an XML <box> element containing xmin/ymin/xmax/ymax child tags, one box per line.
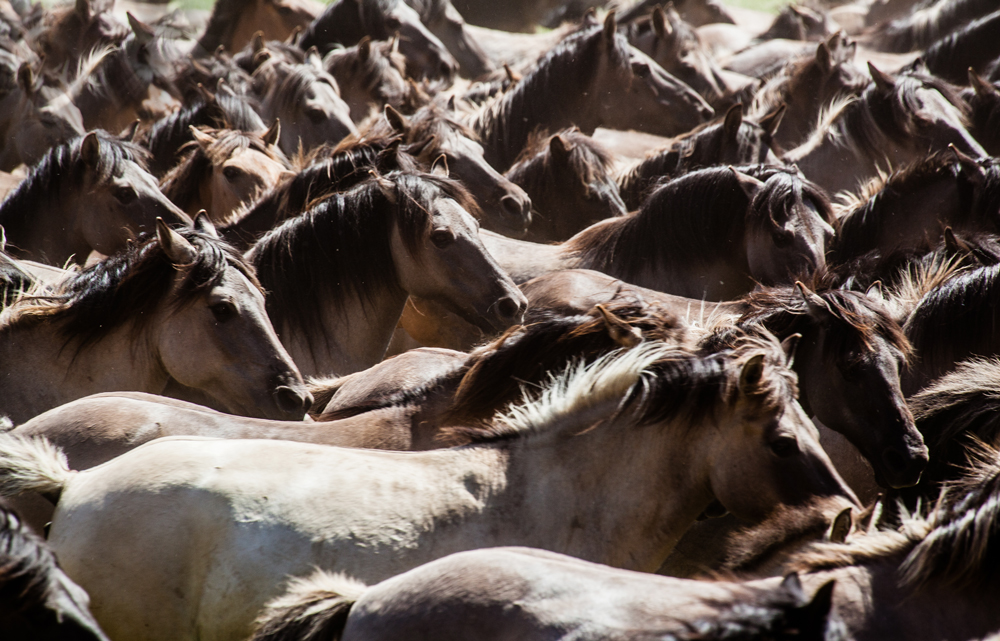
<box><xmin>189</xmin><ymin>126</ymin><xmax>217</xmax><ymax>151</ymax></box>
<box><xmin>157</xmin><ymin>219</ymin><xmax>199</xmax><ymax>265</ymax></box>
<box><xmin>263</xmin><ymin>119</ymin><xmax>281</xmax><ymax>147</ymax></box>
<box><xmin>738</xmin><ymin>353</ymin><xmax>766</xmax><ymax>396</ymax></box>
<box><xmin>252</xmin><ymin>31</ymin><xmax>265</xmax><ymax>53</ymax></box>
<box><xmin>651</xmin><ymin>7</ymin><xmax>672</xmax><ymax>39</ymax></box>
<box><xmin>384</xmin><ymin>104</ymin><xmax>410</xmax><ymax>134</ymax></box>
<box><xmin>193</xmin><ymin>211</ymin><xmax>220</xmax><ymax>238</ymax></box>
<box><xmin>826</xmin><ymin>507</ymin><xmax>852</xmax><ymax>543</ymax></box>
<box><xmin>75</xmin><ymin>0</ymin><xmax>91</xmax><ymax>21</ymax></box>
<box><xmin>127</xmin><ymin>12</ymin><xmax>155</xmax><ymax>46</ymax></box>
<box><xmin>816</xmin><ymin>40</ymin><xmax>832</xmax><ymax>73</ymax></box>
<box><xmin>430</xmin><ymin>154</ymin><xmax>449</xmax><ymax>177</ymax></box>
<box><xmin>581</xmin><ymin>7</ymin><xmax>598</xmax><ymax>27</ymax></box>
<box><xmin>285</xmin><ymin>25</ymin><xmax>303</xmax><ymax>45</ymax></box>
<box><xmin>549</xmin><ymin>134</ymin><xmax>571</xmax><ymax>164</ymax></box>
<box><xmin>868</xmin><ymin>62</ymin><xmax>894</xmax><ymax>92</ymax></box>
<box><xmin>16</xmin><ymin>63</ymin><xmax>33</xmax><ymax>95</ymax></box>
<box><xmin>781</xmin><ymin>572</ymin><xmax>806</xmax><ymax>601</ymax></box>
<box><xmin>358</xmin><ymin>35</ymin><xmax>371</xmax><ymax>62</ymax></box>
<box><xmin>865</xmin><ymin>280</ymin><xmax>885</xmax><ymax>300</ymax></box>
<box><xmin>780</xmin><ymin>333</ymin><xmax>801</xmax><ymax>367</ymax></box>
<box><xmin>602</xmin><ymin>10</ymin><xmax>617</xmax><ymax>46</ymax></box>
<box><xmin>447</xmin><ymin>95</ymin><xmax>457</xmax><ymax>111</ymax></box>
<box><xmin>794</xmin><ymin>580</ymin><xmax>836</xmax><ymax>629</ymax></box>
<box><xmin>503</xmin><ymin>62</ymin><xmax>521</xmax><ymax>84</ymax></box>
<box><xmin>722</xmin><ymin>103</ymin><xmax>742</xmax><ymax>143</ymax></box>
<box><xmin>949</xmin><ymin>143</ymin><xmax>986</xmax><ymax>187</ymax></box>
<box><xmin>969</xmin><ymin>68</ymin><xmax>998</xmax><ymax>97</ymax></box>
<box><xmin>728</xmin><ymin>166</ymin><xmax>764</xmax><ymax>201</ymax></box>
<box><xmin>80</xmin><ymin>131</ymin><xmax>101</xmax><ymax>170</ymax></box>
<box><xmin>759</xmin><ymin>103</ymin><xmax>786</xmax><ymax>138</ymax></box>
<box><xmin>595</xmin><ymin>304</ymin><xmax>642</xmax><ymax>347</ymax></box>
<box><xmin>121</xmin><ymin>119</ymin><xmax>141</xmax><ymax>142</ymax></box>
<box><xmin>1</xmin><ymin>225</ymin><xmax>6</xmax><ymax>252</ymax></box>
<box><xmin>795</xmin><ymin>281</ymin><xmax>830</xmax><ymax>317</ymax></box>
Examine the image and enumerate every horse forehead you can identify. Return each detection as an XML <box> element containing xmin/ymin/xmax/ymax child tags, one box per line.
<box><xmin>433</xmin><ymin>197</ymin><xmax>476</xmax><ymax>227</ymax></box>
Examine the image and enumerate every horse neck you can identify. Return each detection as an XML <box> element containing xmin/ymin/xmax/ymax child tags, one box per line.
<box><xmin>783</xmin><ymin>129</ymin><xmax>878</xmax><ymax>197</ymax></box>
<box><xmin>277</xmin><ymin>282</ymin><xmax>408</xmax><ymax>378</ymax></box>
<box><xmin>492</xmin><ymin>401</ymin><xmax>717</xmax><ymax>571</ymax></box>
<box><xmin>0</xmin><ymin>320</ymin><xmax>167</xmax><ymax>424</ymax></box>
<box><xmin>478</xmin><ymin>229</ymin><xmax>569</xmax><ymax>284</ymax></box>
<box><xmin>472</xmin><ymin>65</ymin><xmax>599</xmax><ymax>172</ymax></box>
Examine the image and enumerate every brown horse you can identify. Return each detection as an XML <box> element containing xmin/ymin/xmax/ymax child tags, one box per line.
<box><xmin>195</xmin><ymin>0</ymin><xmax>319</xmax><ymax>54</ymax></box>
<box><xmin>0</xmin><ymin>130</ymin><xmax>190</xmax><ymax>266</ymax></box>
<box><xmin>505</xmin><ymin>127</ymin><xmax>627</xmax><ymax>243</ymax></box>
<box><xmin>0</xmin><ymin>218</ymin><xmax>310</xmax><ymax>425</ymax></box>
<box><xmin>0</xmin><ymin>63</ymin><xmax>84</xmax><ymax>172</ymax></box>
<box><xmin>159</xmin><ymin>125</ymin><xmax>292</xmax><ymax>225</ymax></box>
<box><xmin>322</xmin><ymin>36</ymin><xmax>413</xmax><ymax>123</ymax></box>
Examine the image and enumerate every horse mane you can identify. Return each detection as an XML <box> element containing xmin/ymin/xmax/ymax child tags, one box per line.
<box><xmin>299</xmin><ymin>0</ymin><xmax>399</xmax><ymax>52</ymax></box>
<box><xmin>568</xmin><ymin>165</ymin><xmax>828</xmax><ymax>281</ymax></box>
<box><xmin>904</xmin><ymin>263</ymin><xmax>1000</xmax><ymax>382</ymax></box>
<box><xmin>446</xmin><ymin>332</ymin><xmax>793</xmax><ymax>446</ymax></box>
<box><xmin>160</xmin><ymin>128</ymin><xmax>289</xmax><ymax>218</ymax></box>
<box><xmin>247</xmin><ymin>171</ymin><xmax>476</xmax><ymax>348</ymax></box>
<box><xmin>0</xmin><ymin>130</ymin><xmax>151</xmax><ymax>247</ymax></box>
<box><xmin>733</xmin><ymin>278</ymin><xmax>912</xmax><ymax>365</ymax></box>
<box><xmin>798</xmin><ymin>72</ymin><xmax>970</xmax><ymax>167</ymax></box>
<box><xmin>506</xmin><ymin>127</ymin><xmax>617</xmax><ymax>199</ymax></box>
<box><xmin>142</xmin><ymin>94</ymin><xmax>266</xmax><ymax>177</ymax></box>
<box><xmin>0</xmin><ymin>505</ymin><xmax>60</xmax><ymax>615</ymax></box>
<box><xmin>874</xmin><ymin>0</ymin><xmax>996</xmax><ymax>54</ymax></box>
<box><xmin>911</xmin><ymin>9</ymin><xmax>1000</xmax><ymax>84</ymax></box>
<box><xmin>3</xmin><ymin>227</ymin><xmax>256</xmax><ymax>354</ymax></box>
<box><xmin>223</xmin><ymin>136</ymin><xmax>419</xmax><ymax>248</ymax></box>
<box><xmin>0</xmin><ymin>253</ymin><xmax>37</xmax><ymax>308</ymax></box>
<box><xmin>470</xmin><ymin>24</ymin><xmax>631</xmax><ymax>171</ymax></box>
<box><xmin>617</xmin><ymin>116</ymin><xmax>777</xmax><ymax>208</ymax></box>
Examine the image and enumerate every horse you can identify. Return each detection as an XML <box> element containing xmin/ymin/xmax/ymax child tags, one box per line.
<box><xmin>0</xmin><ymin>130</ymin><xmax>191</xmax><ymax>266</ymax></box>
<box><xmin>616</xmin><ymin>103</ymin><xmax>784</xmax><ymax>210</ymax></box>
<box><xmin>298</xmin><ymin>0</ymin><xmax>458</xmax><ymax>80</ymax></box>
<box><xmin>159</xmin><ymin>125</ymin><xmax>292</xmax><ymax>225</ymax></box>
<box><xmin>322</xmin><ymin>36</ymin><xmax>412</xmax><ymax>123</ymax></box>
<box><xmin>504</xmin><ymin>127</ymin><xmax>627</xmax><ymax>243</ymax></box>
<box><xmin>781</xmin><ymin>451</ymin><xmax>1000</xmax><ymax>641</ymax></box>
<box><xmin>195</xmin><ymin>0</ymin><xmax>319</xmax><ymax>54</ymax></box>
<box><xmin>829</xmin><ymin>150</ymin><xmax>1000</xmax><ymax>268</ymax></box>
<box><xmin>623</xmin><ymin>4</ymin><xmax>730</xmax><ymax>107</ymax></box>
<box><xmin>0</xmin><ymin>62</ymin><xmax>84</xmax><ymax>172</ymax></box>
<box><xmin>246</xmin><ymin>170</ymin><xmax>526</xmax><ymax>376</ymax></box>
<box><xmin>869</xmin><ymin>0</ymin><xmax>996</xmax><ymax>53</ymax></box>
<box><xmin>901</xmin><ymin>263</ymin><xmax>1000</xmax><ymax>395</ymax></box>
<box><xmin>468</xmin><ymin>13</ymin><xmax>714</xmax><ymax>172</ymax></box>
<box><xmin>249</xmin><ymin>551</ymin><xmax>842</xmax><ymax>641</ymax></box>
<box><xmin>138</xmin><ymin>92</ymin><xmax>267</xmax><ymax>177</ymax></box>
<box><xmin>249</xmin><ymin>56</ymin><xmax>356</xmax><ymax>156</ymax></box>
<box><xmin>516</xmin><ymin>269</ymin><xmax>927</xmax><ymax>490</ymax></box>
<box><xmin>0</xmin><ymin>504</ymin><xmax>110</xmax><ymax>641</ymax></box>
<box><xmin>0</xmin><ymin>218</ymin><xmax>311</xmax><ymax>425</ymax></box>
<box><xmin>904</xmin><ymin>9</ymin><xmax>1000</xmax><ymax>85</ymax></box>
<box><xmin>965</xmin><ymin>70</ymin><xmax>1000</xmax><ymax>156</ymax></box>
<box><xmin>28</xmin><ymin>0</ymin><xmax>127</xmax><ymax>76</ymax></box>
<box><xmin>402</xmin><ymin>0</ymin><xmax>494</xmax><ymax>78</ymax></box>
<box><xmin>783</xmin><ymin>65</ymin><xmax>986</xmax><ymax>197</ymax></box>
<box><xmin>0</xmin><ymin>334</ymin><xmax>856</xmax><ymax>640</ymax></box>
<box><xmin>748</xmin><ymin>32</ymin><xmax>868</xmax><ymax>152</ymax></box>
<box><xmin>366</xmin><ymin>103</ymin><xmax>533</xmax><ymax>237</ymax></box>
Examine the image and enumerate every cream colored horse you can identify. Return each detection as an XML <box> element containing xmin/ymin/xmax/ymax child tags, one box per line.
<box><xmin>0</xmin><ymin>336</ymin><xmax>856</xmax><ymax>641</ymax></box>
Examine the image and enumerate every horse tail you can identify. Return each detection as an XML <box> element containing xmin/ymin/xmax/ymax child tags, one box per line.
<box><xmin>251</xmin><ymin>570</ymin><xmax>368</xmax><ymax>641</ymax></box>
<box><xmin>0</xmin><ymin>435</ymin><xmax>73</xmax><ymax>504</ymax></box>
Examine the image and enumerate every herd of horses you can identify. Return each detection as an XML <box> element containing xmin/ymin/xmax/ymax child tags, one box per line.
<box><xmin>2</xmin><ymin>0</ymin><xmax>1000</xmax><ymax>638</ymax></box>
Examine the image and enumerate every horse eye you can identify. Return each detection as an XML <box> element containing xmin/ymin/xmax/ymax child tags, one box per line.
<box><xmin>210</xmin><ymin>301</ymin><xmax>237</xmax><ymax>322</ymax></box>
<box><xmin>430</xmin><ymin>229</ymin><xmax>455</xmax><ymax>248</ymax></box>
<box><xmin>773</xmin><ymin>229</ymin><xmax>794</xmax><ymax>248</ymax></box>
<box><xmin>222</xmin><ymin>166</ymin><xmax>243</xmax><ymax>181</ymax></box>
<box><xmin>276</xmin><ymin>4</ymin><xmax>293</xmax><ymax>14</ymax></box>
<box><xmin>769</xmin><ymin>435</ymin><xmax>798</xmax><ymax>458</ymax></box>
<box><xmin>631</xmin><ymin>62</ymin><xmax>651</xmax><ymax>78</ymax></box>
<box><xmin>305</xmin><ymin>107</ymin><xmax>326</xmax><ymax>123</ymax></box>
<box><xmin>115</xmin><ymin>187</ymin><xmax>137</xmax><ymax>204</ymax></box>
<box><xmin>384</xmin><ymin>17</ymin><xmax>401</xmax><ymax>30</ymax></box>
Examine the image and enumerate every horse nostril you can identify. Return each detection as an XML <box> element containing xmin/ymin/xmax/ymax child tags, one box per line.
<box><xmin>273</xmin><ymin>386</ymin><xmax>312</xmax><ymax>417</ymax></box>
<box><xmin>496</xmin><ymin>296</ymin><xmax>524</xmax><ymax>323</ymax></box>
<box><xmin>501</xmin><ymin>195</ymin><xmax>528</xmax><ymax>219</ymax></box>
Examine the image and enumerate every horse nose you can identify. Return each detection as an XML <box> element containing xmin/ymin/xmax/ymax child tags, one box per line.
<box><xmin>496</xmin><ymin>294</ymin><xmax>527</xmax><ymax>326</ymax></box>
<box><xmin>502</xmin><ymin>193</ymin><xmax>531</xmax><ymax>221</ymax></box>
<box><xmin>440</xmin><ymin>59</ymin><xmax>458</xmax><ymax>80</ymax></box>
<box><xmin>881</xmin><ymin>445</ymin><xmax>928</xmax><ymax>489</ymax></box>
<box><xmin>273</xmin><ymin>386</ymin><xmax>313</xmax><ymax>419</ymax></box>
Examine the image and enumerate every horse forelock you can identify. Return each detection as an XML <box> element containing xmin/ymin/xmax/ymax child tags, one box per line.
<box><xmin>507</xmin><ymin>128</ymin><xmax>616</xmax><ymax>199</ymax></box>
<box><xmin>256</xmin><ymin>60</ymin><xmax>339</xmax><ymax>114</ymax></box>
<box><xmin>0</xmin><ymin>507</ymin><xmax>57</xmax><ymax>613</ymax></box>
<box><xmin>746</xmin><ymin>169</ymin><xmax>834</xmax><ymax>233</ymax></box>
<box><xmin>4</xmin><ymin>227</ymin><xmax>252</xmax><ymax>352</ymax></box>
